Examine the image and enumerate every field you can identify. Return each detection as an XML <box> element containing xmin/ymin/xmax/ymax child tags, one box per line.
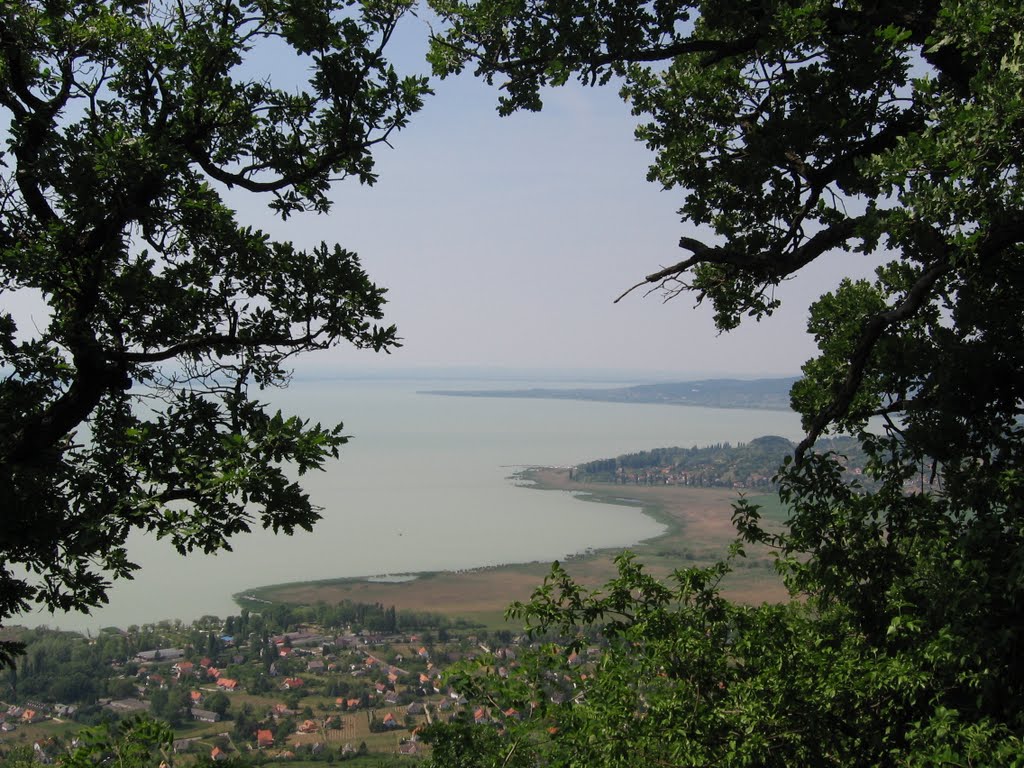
<box><xmin>246</xmin><ymin>469</ymin><xmax>791</xmax><ymax>625</ymax></box>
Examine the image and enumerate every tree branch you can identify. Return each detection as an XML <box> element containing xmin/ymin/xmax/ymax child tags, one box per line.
<box><xmin>795</xmin><ymin>257</ymin><xmax>950</xmax><ymax>462</ymax></box>
<box><xmin>795</xmin><ymin>216</ymin><xmax>1024</xmax><ymax>461</ymax></box>
<box><xmin>615</xmin><ymin>217</ymin><xmax>862</xmax><ymax>303</ymax></box>
<box><xmin>116</xmin><ymin>329</ymin><xmax>327</xmax><ymax>364</ymax></box>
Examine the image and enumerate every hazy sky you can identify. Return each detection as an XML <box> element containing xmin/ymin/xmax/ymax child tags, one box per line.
<box><xmin>7</xmin><ymin>10</ymin><xmax>886</xmax><ymax>381</ymax></box>
<box><xmin>247</xmin><ymin>14</ymin><xmax>888</xmax><ymax>380</ymax></box>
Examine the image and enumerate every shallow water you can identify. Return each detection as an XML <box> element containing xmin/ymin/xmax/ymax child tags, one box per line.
<box><xmin>24</xmin><ymin>375</ymin><xmax>802</xmax><ymax>632</ymax></box>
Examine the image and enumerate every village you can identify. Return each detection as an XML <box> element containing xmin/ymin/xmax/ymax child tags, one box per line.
<box><xmin>0</xmin><ymin>609</ymin><xmax>586</xmax><ymax>766</ymax></box>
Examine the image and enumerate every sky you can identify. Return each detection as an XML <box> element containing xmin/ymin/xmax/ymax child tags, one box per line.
<box><xmin>244</xmin><ymin>12</ymin><xmax>886</xmax><ymax>381</ymax></box>
<box><xmin>6</xmin><ymin>8</ymin><xmax>886</xmax><ymax>382</ymax></box>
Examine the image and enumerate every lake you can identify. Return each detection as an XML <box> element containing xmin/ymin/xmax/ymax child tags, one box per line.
<box><xmin>25</xmin><ymin>374</ymin><xmax>803</xmax><ymax>632</ymax></box>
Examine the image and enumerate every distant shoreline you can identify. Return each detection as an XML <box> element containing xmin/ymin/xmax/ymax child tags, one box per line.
<box><xmin>236</xmin><ymin>468</ymin><xmax>789</xmax><ymax>625</ymax></box>
<box><xmin>419</xmin><ymin>376</ymin><xmax>798</xmax><ymax>411</ymax></box>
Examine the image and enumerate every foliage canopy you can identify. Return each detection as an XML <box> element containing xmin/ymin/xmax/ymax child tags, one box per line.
<box><xmin>0</xmin><ymin>0</ymin><xmax>428</xmax><ymax>658</ymax></box>
<box><xmin>425</xmin><ymin>0</ymin><xmax>1024</xmax><ymax>763</ymax></box>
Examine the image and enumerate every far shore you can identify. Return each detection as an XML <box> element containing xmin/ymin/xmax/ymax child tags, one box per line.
<box><xmin>237</xmin><ymin>468</ymin><xmax>791</xmax><ymax>627</ymax></box>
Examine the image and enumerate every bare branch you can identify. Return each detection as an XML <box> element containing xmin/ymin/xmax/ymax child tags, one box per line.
<box><xmin>615</xmin><ymin>218</ymin><xmax>862</xmax><ymax>303</ymax></box>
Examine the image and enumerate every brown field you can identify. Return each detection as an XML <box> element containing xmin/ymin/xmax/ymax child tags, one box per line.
<box><xmin>252</xmin><ymin>469</ymin><xmax>789</xmax><ymax>625</ymax></box>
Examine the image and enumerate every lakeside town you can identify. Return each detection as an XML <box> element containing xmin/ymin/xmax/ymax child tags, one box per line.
<box><xmin>0</xmin><ymin>604</ymin><xmax>548</xmax><ymax>765</ymax></box>
<box><xmin>569</xmin><ymin>435</ymin><xmax>869</xmax><ymax>489</ymax></box>
<box><xmin>0</xmin><ymin>436</ymin><xmax>939</xmax><ymax>766</ymax></box>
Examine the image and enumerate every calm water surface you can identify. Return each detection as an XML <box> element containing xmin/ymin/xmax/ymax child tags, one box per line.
<box><xmin>29</xmin><ymin>376</ymin><xmax>802</xmax><ymax>632</ymax></box>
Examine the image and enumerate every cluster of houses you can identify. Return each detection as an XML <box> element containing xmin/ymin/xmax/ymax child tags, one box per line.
<box><xmin>4</xmin><ymin>620</ymin><xmax>608</xmax><ymax>764</ymax></box>
<box><xmin>0</xmin><ymin>704</ymin><xmax>84</xmax><ymax>765</ymax></box>
<box><xmin>601</xmin><ymin>464</ymin><xmax>777</xmax><ymax>489</ymax></box>
<box><xmin>0</xmin><ymin>703</ymin><xmax>51</xmax><ymax>732</ymax></box>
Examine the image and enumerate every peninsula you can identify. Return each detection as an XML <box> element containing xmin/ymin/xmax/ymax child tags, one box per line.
<box><xmin>420</xmin><ymin>376</ymin><xmax>798</xmax><ymax>410</ymax></box>
<box><xmin>241</xmin><ymin>468</ymin><xmax>792</xmax><ymax>627</ymax></box>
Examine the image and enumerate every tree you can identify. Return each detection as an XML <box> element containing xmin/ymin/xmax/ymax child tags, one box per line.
<box><xmin>0</xmin><ymin>0</ymin><xmax>429</xmax><ymax>659</ymax></box>
<box><xmin>61</xmin><ymin>715</ymin><xmax>174</xmax><ymax>768</ymax></box>
<box><xmin>425</xmin><ymin>0</ymin><xmax>1024</xmax><ymax>762</ymax></box>
<box><xmin>231</xmin><ymin>703</ymin><xmax>256</xmax><ymax>742</ymax></box>
<box><xmin>107</xmin><ymin>677</ymin><xmax>137</xmax><ymax>699</ymax></box>
<box><xmin>205</xmin><ymin>690</ymin><xmax>231</xmax><ymax>718</ymax></box>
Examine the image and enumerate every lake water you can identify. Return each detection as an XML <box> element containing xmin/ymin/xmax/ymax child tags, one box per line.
<box><xmin>25</xmin><ymin>375</ymin><xmax>803</xmax><ymax>633</ymax></box>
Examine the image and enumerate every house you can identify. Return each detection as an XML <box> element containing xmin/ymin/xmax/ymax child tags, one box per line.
<box><xmin>282</xmin><ymin>677</ymin><xmax>304</xmax><ymax>690</ymax></box>
<box><xmin>256</xmin><ymin>729</ymin><xmax>274</xmax><ymax>749</ymax></box>
<box><xmin>307</xmin><ymin>659</ymin><xmax>325</xmax><ymax>673</ymax></box>
<box><xmin>216</xmin><ymin>678</ymin><xmax>238</xmax><ymax>691</ymax></box>
<box><xmin>381</xmin><ymin>712</ymin><xmax>400</xmax><ymax>729</ymax></box>
<box><xmin>33</xmin><ymin>739</ymin><xmax>56</xmax><ymax>765</ymax></box>
<box><xmin>298</xmin><ymin>719</ymin><xmax>319</xmax><ymax>734</ymax></box>
<box><xmin>173</xmin><ymin>737</ymin><xmax>200</xmax><ymax>753</ymax></box>
<box><xmin>172</xmin><ymin>661</ymin><xmax>195</xmax><ymax>678</ymax></box>
<box><xmin>135</xmin><ymin>648</ymin><xmax>185</xmax><ymax>663</ymax></box>
<box><xmin>190</xmin><ymin>690</ymin><xmax>204</xmax><ymax>706</ymax></box>
<box><xmin>346</xmin><ymin>698</ymin><xmax>361</xmax><ymax>709</ymax></box>
<box><xmin>191</xmin><ymin>708</ymin><xmax>221</xmax><ymax>723</ymax></box>
<box><xmin>22</xmin><ymin>709</ymin><xmax>47</xmax><ymax>724</ymax></box>
<box><xmin>210</xmin><ymin>746</ymin><xmax>229</xmax><ymax>762</ymax></box>
<box><xmin>406</xmin><ymin>702</ymin><xmax>424</xmax><ymax>716</ymax></box>
<box><xmin>473</xmin><ymin>707</ymin><xmax>490</xmax><ymax>725</ymax></box>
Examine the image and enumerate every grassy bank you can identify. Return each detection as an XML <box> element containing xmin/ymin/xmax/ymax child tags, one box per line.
<box><xmin>238</xmin><ymin>469</ymin><xmax>790</xmax><ymax>628</ymax></box>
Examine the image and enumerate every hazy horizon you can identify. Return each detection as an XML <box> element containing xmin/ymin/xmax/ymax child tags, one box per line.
<box><xmin>4</xmin><ymin>14</ymin><xmax>884</xmax><ymax>381</ymax></box>
<box><xmin>285</xmin><ymin>364</ymin><xmax>803</xmax><ymax>384</ymax></box>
